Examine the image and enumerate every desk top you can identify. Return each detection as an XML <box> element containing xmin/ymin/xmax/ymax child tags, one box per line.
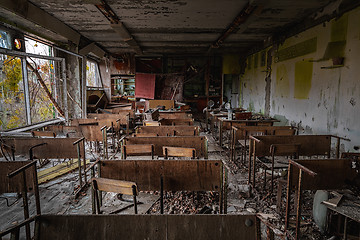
<box><xmin>218</xmin><ymin>117</ymin><xmax>279</xmax><ymax>123</ymax></box>
<box><xmin>323</xmin><ymin>198</ymin><xmax>360</xmax><ymax>223</ymax></box>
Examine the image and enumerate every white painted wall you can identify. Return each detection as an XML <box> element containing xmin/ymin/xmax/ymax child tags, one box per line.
<box><xmin>239</xmin><ymin>7</ymin><xmax>360</xmax><ymax>152</ymax></box>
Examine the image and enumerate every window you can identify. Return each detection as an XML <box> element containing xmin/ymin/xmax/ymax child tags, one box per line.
<box><xmin>0</xmin><ymin>55</ymin><xmax>27</xmax><ymax>130</ymax></box>
<box><xmin>25</xmin><ymin>38</ymin><xmax>57</xmax><ymax>124</ymax></box>
<box><xmin>0</xmin><ymin>30</ymin><xmax>11</xmax><ymax>49</ymax></box>
<box><xmin>86</xmin><ymin>61</ymin><xmax>101</xmax><ymax>87</ymax></box>
<box><xmin>0</xmin><ymin>37</ymin><xmax>63</xmax><ymax>130</ymax></box>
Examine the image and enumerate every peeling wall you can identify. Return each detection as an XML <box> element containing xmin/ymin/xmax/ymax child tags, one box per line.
<box><xmin>241</xmin><ymin>50</ymin><xmax>268</xmax><ymax>114</ymax></box>
<box><xmin>64</xmin><ymin>45</ymin><xmax>82</xmax><ymax>118</ymax></box>
<box><xmin>240</xmin><ymin>7</ymin><xmax>360</xmax><ymax>151</ymax></box>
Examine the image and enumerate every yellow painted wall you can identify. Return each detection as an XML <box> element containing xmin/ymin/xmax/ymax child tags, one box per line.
<box><xmin>222</xmin><ymin>54</ymin><xmax>241</xmax><ymax>74</ymax></box>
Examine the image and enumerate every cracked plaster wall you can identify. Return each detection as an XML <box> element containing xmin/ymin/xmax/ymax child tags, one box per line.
<box><xmin>239</xmin><ymin>7</ymin><xmax>360</xmax><ymax>151</ymax></box>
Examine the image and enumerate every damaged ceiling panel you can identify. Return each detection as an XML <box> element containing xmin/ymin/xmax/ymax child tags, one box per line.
<box><xmin>4</xmin><ymin>0</ymin><xmax>356</xmax><ymax>55</ymax></box>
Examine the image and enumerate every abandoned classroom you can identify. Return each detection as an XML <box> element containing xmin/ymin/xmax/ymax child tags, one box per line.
<box><xmin>0</xmin><ymin>0</ymin><xmax>360</xmax><ymax>239</ymax></box>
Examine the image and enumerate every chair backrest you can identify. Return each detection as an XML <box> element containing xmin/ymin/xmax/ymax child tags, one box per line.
<box><xmin>92</xmin><ymin>177</ymin><xmax>138</xmax><ymax>196</ymax></box>
<box><xmin>123</xmin><ymin>144</ymin><xmax>154</xmax><ymax>159</ymax></box>
<box><xmin>163</xmin><ymin>146</ymin><xmax>196</xmax><ymax>159</ymax></box>
<box><xmin>31</xmin><ymin>131</ymin><xmax>56</xmax><ymax>138</ymax></box>
<box><xmin>91</xmin><ymin>177</ymin><xmax>138</xmax><ymax>214</ymax></box>
<box><xmin>270</xmin><ymin>144</ymin><xmax>300</xmax><ymax>158</ymax></box>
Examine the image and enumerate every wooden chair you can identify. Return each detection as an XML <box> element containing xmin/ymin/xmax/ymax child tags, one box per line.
<box><xmin>163</xmin><ymin>146</ymin><xmax>196</xmax><ymax>159</ymax></box>
<box><xmin>264</xmin><ymin>144</ymin><xmax>300</xmax><ymax>192</ymax></box>
<box><xmin>123</xmin><ymin>144</ymin><xmax>154</xmax><ymax>159</ymax></box>
<box><xmin>238</xmin><ymin>130</ymin><xmax>266</xmax><ymax>164</ymax></box>
<box><xmin>31</xmin><ymin>131</ymin><xmax>56</xmax><ymax>138</ymax></box>
<box><xmin>91</xmin><ymin>177</ymin><xmax>138</xmax><ymax>214</ymax></box>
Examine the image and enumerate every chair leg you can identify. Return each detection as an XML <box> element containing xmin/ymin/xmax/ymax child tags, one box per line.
<box><xmin>94</xmin><ymin>189</ymin><xmax>101</xmax><ymax>214</ymax></box>
<box><xmin>271</xmin><ymin>161</ymin><xmax>274</xmax><ymax>193</ymax></box>
<box><xmin>132</xmin><ymin>185</ymin><xmax>138</xmax><ymax>214</ymax></box>
<box><xmin>263</xmin><ymin>167</ymin><xmax>267</xmax><ymax>191</ymax></box>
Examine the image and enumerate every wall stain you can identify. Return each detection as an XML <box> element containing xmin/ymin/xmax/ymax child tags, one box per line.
<box><xmin>350</xmin><ymin>97</ymin><xmax>356</xmax><ymax>106</ymax></box>
<box><xmin>275</xmin><ymin>64</ymin><xmax>290</xmax><ymax>98</ymax></box>
<box><xmin>294</xmin><ymin>59</ymin><xmax>313</xmax><ymax>99</ymax></box>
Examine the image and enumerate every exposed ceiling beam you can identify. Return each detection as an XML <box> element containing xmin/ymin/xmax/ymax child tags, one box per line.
<box><xmin>95</xmin><ymin>0</ymin><xmax>142</xmax><ymax>55</ymax></box>
<box><xmin>0</xmin><ymin>0</ymin><xmax>81</xmax><ymax>44</ymax></box>
<box><xmin>209</xmin><ymin>2</ymin><xmax>258</xmax><ymax>51</ymax></box>
<box><xmin>79</xmin><ymin>42</ymin><xmax>106</xmax><ymax>58</ymax></box>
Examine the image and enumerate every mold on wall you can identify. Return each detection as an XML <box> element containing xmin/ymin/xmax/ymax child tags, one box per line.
<box><xmin>239</xmin><ymin>7</ymin><xmax>360</xmax><ymax>151</ymax></box>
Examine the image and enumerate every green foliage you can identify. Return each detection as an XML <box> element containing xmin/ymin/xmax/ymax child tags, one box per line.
<box><xmin>0</xmin><ymin>57</ymin><xmax>22</xmax><ymax>95</ymax></box>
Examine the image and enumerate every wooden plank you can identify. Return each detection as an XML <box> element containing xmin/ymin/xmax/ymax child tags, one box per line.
<box><xmin>123</xmin><ymin>144</ymin><xmax>153</xmax><ymax>155</ymax></box>
<box><xmin>133</xmin><ymin>133</ymin><xmax>158</xmax><ymax>137</ymax></box>
<box><xmin>0</xmin><ymin>161</ymin><xmax>34</xmax><ymax>193</ymax></box>
<box><xmin>159</xmin><ymin>112</ymin><xmax>192</xmax><ymax>119</ymax></box>
<box><xmin>163</xmin><ymin>146</ymin><xmax>195</xmax><ymax>158</ymax></box>
<box><xmin>38</xmin><ymin>159</ymin><xmax>90</xmax><ymax>184</ymax></box>
<box><xmin>251</xmin><ymin>135</ymin><xmax>331</xmax><ymax>157</ymax></box>
<box><xmin>233</xmin><ymin>126</ymin><xmax>294</xmax><ymax>141</ymax></box>
<box><xmin>45</xmin><ymin>125</ymin><xmax>103</xmax><ymax>141</ymax></box>
<box><xmin>289</xmin><ymin>159</ymin><xmax>358</xmax><ymax>190</ymax></box>
<box><xmin>137</xmin><ymin>126</ymin><xmax>199</xmax><ymax>136</ymax></box>
<box><xmin>100</xmin><ymin>160</ymin><xmax>222</xmax><ymax>191</ymax></box>
<box><xmin>159</xmin><ymin>119</ymin><xmax>194</xmax><ymax>126</ymax></box>
<box><xmin>124</xmin><ymin>136</ymin><xmax>206</xmax><ymax>158</ymax></box>
<box><xmin>37</xmin><ymin>214</ymin><xmax>257</xmax><ymax>240</ymax></box>
<box><xmin>31</xmin><ymin>131</ymin><xmax>56</xmax><ymax>138</ymax></box>
<box><xmin>71</xmin><ymin>117</ymin><xmax>124</xmax><ymax>130</ymax></box>
<box><xmin>92</xmin><ymin>177</ymin><xmax>137</xmax><ymax>196</ymax></box>
<box><xmin>149</xmin><ymin>100</ymin><xmax>174</xmax><ymax>110</ymax></box>
<box><xmin>2</xmin><ymin>137</ymin><xmax>81</xmax><ymax>159</ymax></box>
<box><xmin>88</xmin><ymin>113</ymin><xmax>129</xmax><ymax>123</ymax></box>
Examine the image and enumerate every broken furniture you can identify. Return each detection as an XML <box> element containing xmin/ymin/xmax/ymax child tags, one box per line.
<box><xmin>248</xmin><ymin>135</ymin><xmax>348</xmax><ymax>191</ymax></box>
<box><xmin>218</xmin><ymin>116</ymin><xmax>280</xmax><ymax>147</ymax></box>
<box><xmin>208</xmin><ymin>111</ymin><xmax>228</xmax><ymax>135</ymax></box>
<box><xmin>31</xmin><ymin>131</ymin><xmax>56</xmax><ymax>138</ymax></box>
<box><xmin>1</xmin><ymin>137</ymin><xmax>87</xmax><ymax>196</ymax></box>
<box><xmin>159</xmin><ymin>118</ymin><xmax>194</xmax><ymax>126</ymax></box>
<box><xmin>163</xmin><ymin>146</ymin><xmax>196</xmax><ymax>159</ymax></box>
<box><xmin>122</xmin><ymin>144</ymin><xmax>155</xmax><ymax>159</ymax></box>
<box><xmin>91</xmin><ymin>177</ymin><xmax>139</xmax><ymax>214</ymax></box>
<box><xmin>91</xmin><ymin>159</ymin><xmax>227</xmax><ymax>213</ymax></box>
<box><xmin>285</xmin><ymin>158</ymin><xmax>359</xmax><ymax>240</ymax></box>
<box><xmin>322</xmin><ymin>193</ymin><xmax>360</xmax><ymax>239</ymax></box>
<box><xmin>148</xmin><ymin>99</ymin><xmax>175</xmax><ymax>110</ymax></box>
<box><xmin>0</xmin><ymin>160</ymin><xmax>40</xmax><ymax>240</ymax></box>
<box><xmin>122</xmin><ymin>136</ymin><xmax>208</xmax><ymax>158</ymax></box>
<box><xmin>135</xmin><ymin>125</ymin><xmax>200</xmax><ymax>136</ymax></box>
<box><xmin>88</xmin><ymin>112</ymin><xmax>132</xmax><ymax>134</ymax></box>
<box><xmin>86</xmin><ymin>89</ymin><xmax>109</xmax><ymax>113</ymax></box>
<box><xmin>230</xmin><ymin>125</ymin><xmax>296</xmax><ymax>165</ymax></box>
<box><xmin>0</xmin><ymin>214</ymin><xmax>259</xmax><ymax>240</ymax></box>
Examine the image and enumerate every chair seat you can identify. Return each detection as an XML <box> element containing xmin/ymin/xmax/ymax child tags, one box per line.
<box><xmin>257</xmin><ymin>156</ymin><xmax>289</xmax><ymax>169</ymax></box>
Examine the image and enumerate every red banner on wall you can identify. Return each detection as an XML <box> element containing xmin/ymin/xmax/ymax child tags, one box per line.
<box><xmin>135</xmin><ymin>73</ymin><xmax>155</xmax><ymax>99</ymax></box>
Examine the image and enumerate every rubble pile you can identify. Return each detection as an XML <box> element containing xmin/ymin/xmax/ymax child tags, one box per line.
<box><xmin>148</xmin><ymin>191</ymin><xmax>220</xmax><ymax>214</ymax></box>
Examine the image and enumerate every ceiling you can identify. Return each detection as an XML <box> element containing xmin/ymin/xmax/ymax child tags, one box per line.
<box><xmin>1</xmin><ymin>0</ymin><xmax>358</xmax><ymax>56</ymax></box>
